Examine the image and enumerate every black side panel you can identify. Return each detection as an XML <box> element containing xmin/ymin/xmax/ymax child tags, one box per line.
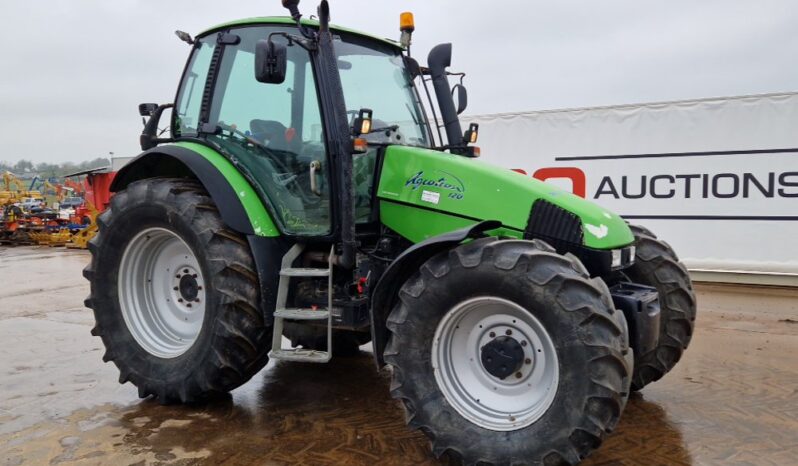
<box><xmin>525</xmin><ymin>199</ymin><xmax>584</xmax><ymax>246</ymax></box>
<box><xmin>111</xmin><ymin>145</ymin><xmax>254</xmax><ymax>235</ymax></box>
<box><xmin>523</xmin><ymin>199</ymin><xmax>617</xmax><ymax>277</ymax></box>
<box><xmin>370</xmin><ymin>220</ymin><xmax>501</xmax><ymax>367</ymax></box>
<box><xmin>248</xmin><ymin>235</ymin><xmax>291</xmax><ymax>326</ymax></box>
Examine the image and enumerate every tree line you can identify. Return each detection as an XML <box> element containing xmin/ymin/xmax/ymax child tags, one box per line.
<box><xmin>0</xmin><ymin>158</ymin><xmax>111</xmax><ymax>179</ymax></box>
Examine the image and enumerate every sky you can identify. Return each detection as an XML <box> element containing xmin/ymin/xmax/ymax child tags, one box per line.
<box><xmin>2</xmin><ymin>0</ymin><xmax>797</xmax><ymax>164</ymax></box>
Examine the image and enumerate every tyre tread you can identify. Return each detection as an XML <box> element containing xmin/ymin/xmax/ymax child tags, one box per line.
<box><xmin>384</xmin><ymin>238</ymin><xmax>630</xmax><ymax>465</ymax></box>
<box><xmin>627</xmin><ymin>224</ymin><xmax>697</xmax><ymax>390</ymax></box>
<box><xmin>85</xmin><ymin>178</ymin><xmax>271</xmax><ymax>403</ymax></box>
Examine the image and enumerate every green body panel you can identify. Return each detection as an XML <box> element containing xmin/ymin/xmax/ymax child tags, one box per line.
<box><xmin>199</xmin><ymin>17</ymin><xmax>401</xmax><ymax>50</ymax></box>
<box><xmin>377</xmin><ymin>146</ymin><xmax>634</xmax><ymax>249</ymax></box>
<box><xmin>172</xmin><ymin>142</ymin><xmax>280</xmax><ymax>237</ymax></box>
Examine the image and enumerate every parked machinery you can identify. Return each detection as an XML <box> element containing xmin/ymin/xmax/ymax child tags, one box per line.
<box><xmin>0</xmin><ymin>170</ymin><xmax>114</xmax><ymax>248</ymax></box>
<box><xmin>1</xmin><ymin>171</ymin><xmax>42</xmax><ymax>207</ymax></box>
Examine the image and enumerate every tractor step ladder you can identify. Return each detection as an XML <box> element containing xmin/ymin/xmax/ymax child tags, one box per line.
<box><xmin>269</xmin><ymin>244</ymin><xmax>333</xmax><ymax>363</ymax></box>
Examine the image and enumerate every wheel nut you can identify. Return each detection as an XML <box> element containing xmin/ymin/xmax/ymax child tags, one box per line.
<box><xmin>183</xmin><ymin>269</ymin><xmax>189</xmax><ymax>274</ymax></box>
<box><xmin>489</xmin><ymin>332</ymin><xmax>496</xmax><ymax>338</ymax></box>
<box><xmin>195</xmin><ymin>299</ymin><xmax>200</xmax><ymax>303</ymax></box>
<box><xmin>187</xmin><ymin>303</ymin><xmax>192</xmax><ymax>308</ymax></box>
<box><xmin>173</xmin><ymin>286</ymin><xmax>178</xmax><ymax>291</ymax></box>
<box><xmin>521</xmin><ymin>340</ymin><xmax>527</xmax><ymax>347</ymax></box>
<box><xmin>515</xmin><ymin>372</ymin><xmax>522</xmax><ymax>379</ymax></box>
<box><xmin>525</xmin><ymin>358</ymin><xmax>531</xmax><ymax>365</ymax></box>
<box><xmin>197</xmin><ymin>286</ymin><xmax>203</xmax><ymax>291</ymax></box>
<box><xmin>178</xmin><ymin>298</ymin><xmax>184</xmax><ymax>303</ymax></box>
<box><xmin>505</xmin><ymin>329</ymin><xmax>513</xmax><ymax>336</ymax></box>
<box><xmin>192</xmin><ymin>274</ymin><xmax>197</xmax><ymax>278</ymax></box>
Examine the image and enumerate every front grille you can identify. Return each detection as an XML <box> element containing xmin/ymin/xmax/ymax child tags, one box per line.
<box><xmin>524</xmin><ymin>199</ymin><xmax>584</xmax><ymax>246</ymax></box>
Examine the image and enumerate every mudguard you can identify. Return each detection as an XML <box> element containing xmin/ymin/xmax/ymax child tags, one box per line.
<box><xmin>370</xmin><ymin>220</ymin><xmax>502</xmax><ymax>367</ymax></box>
<box><xmin>110</xmin><ymin>142</ymin><xmax>279</xmax><ymax>237</ymax></box>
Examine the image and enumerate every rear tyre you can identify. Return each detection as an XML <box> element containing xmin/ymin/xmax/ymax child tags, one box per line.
<box><xmin>626</xmin><ymin>224</ymin><xmax>697</xmax><ymax>390</ymax></box>
<box><xmin>385</xmin><ymin>238</ymin><xmax>631</xmax><ymax>465</ymax></box>
<box><xmin>84</xmin><ymin>178</ymin><xmax>273</xmax><ymax>403</ymax></box>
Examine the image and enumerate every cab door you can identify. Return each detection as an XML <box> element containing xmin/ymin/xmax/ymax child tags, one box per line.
<box><xmin>177</xmin><ymin>26</ymin><xmax>333</xmax><ymax>237</ymax></box>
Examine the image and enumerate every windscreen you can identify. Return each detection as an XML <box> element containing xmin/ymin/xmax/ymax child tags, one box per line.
<box><xmin>336</xmin><ymin>36</ymin><xmax>430</xmax><ymax>148</ymax></box>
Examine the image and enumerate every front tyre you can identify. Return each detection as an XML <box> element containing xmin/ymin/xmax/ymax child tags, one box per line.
<box><xmin>84</xmin><ymin>179</ymin><xmax>272</xmax><ymax>403</ymax></box>
<box><xmin>385</xmin><ymin>238</ymin><xmax>631</xmax><ymax>465</ymax></box>
<box><xmin>626</xmin><ymin>224</ymin><xmax>697</xmax><ymax>390</ymax></box>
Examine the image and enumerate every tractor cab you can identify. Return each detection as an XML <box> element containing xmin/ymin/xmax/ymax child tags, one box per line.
<box><xmin>169</xmin><ymin>17</ymin><xmax>436</xmax><ymax>238</ymax></box>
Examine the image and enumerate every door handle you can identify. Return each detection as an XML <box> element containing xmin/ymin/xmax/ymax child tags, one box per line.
<box><xmin>309</xmin><ymin>160</ymin><xmax>322</xmax><ymax>196</ymax></box>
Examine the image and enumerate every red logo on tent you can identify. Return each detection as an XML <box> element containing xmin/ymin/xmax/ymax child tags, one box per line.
<box><xmin>514</xmin><ymin>167</ymin><xmax>587</xmax><ymax>198</ymax></box>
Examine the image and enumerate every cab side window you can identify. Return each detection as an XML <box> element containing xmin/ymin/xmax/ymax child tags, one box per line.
<box><xmin>174</xmin><ymin>37</ymin><xmax>216</xmax><ymax>137</ymax></box>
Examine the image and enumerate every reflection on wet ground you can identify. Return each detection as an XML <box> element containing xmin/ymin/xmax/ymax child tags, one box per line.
<box><xmin>3</xmin><ymin>358</ymin><xmax>437</xmax><ymax>466</ymax></box>
<box><xmin>1</xmin><ymin>247</ymin><xmax>797</xmax><ymax>465</ymax></box>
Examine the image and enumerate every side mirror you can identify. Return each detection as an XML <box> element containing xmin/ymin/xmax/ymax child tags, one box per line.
<box><xmin>353</xmin><ymin>108</ymin><xmax>373</xmax><ymax>136</ymax></box>
<box><xmin>138</xmin><ymin>103</ymin><xmax>159</xmax><ymax>117</ymax></box>
<box><xmin>452</xmin><ymin>84</ymin><xmax>468</xmax><ymax>115</ymax></box>
<box><xmin>255</xmin><ymin>39</ymin><xmax>287</xmax><ymax>84</ymax></box>
<box><xmin>139</xmin><ymin>103</ymin><xmax>174</xmax><ymax>151</ymax></box>
<box><xmin>463</xmin><ymin>123</ymin><xmax>479</xmax><ymax>144</ymax></box>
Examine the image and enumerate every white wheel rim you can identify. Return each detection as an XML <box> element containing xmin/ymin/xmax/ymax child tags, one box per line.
<box><xmin>118</xmin><ymin>227</ymin><xmax>206</xmax><ymax>358</ymax></box>
<box><xmin>432</xmin><ymin>296</ymin><xmax>559</xmax><ymax>431</ymax></box>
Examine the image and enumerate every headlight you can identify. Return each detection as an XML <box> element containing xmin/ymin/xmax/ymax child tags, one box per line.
<box><xmin>611</xmin><ymin>246</ymin><xmax>636</xmax><ymax>269</ymax></box>
<box><xmin>611</xmin><ymin>249</ymin><xmax>623</xmax><ymax>268</ymax></box>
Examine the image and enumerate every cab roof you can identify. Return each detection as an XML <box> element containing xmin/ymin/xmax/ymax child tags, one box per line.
<box><xmin>199</xmin><ymin>16</ymin><xmax>402</xmax><ymax>50</ymax></box>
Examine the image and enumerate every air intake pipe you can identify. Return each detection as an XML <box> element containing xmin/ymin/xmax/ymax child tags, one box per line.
<box><xmin>427</xmin><ymin>43</ymin><xmax>463</xmax><ymax>148</ymax></box>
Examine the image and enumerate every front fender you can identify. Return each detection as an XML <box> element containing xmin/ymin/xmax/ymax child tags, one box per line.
<box><xmin>370</xmin><ymin>220</ymin><xmax>502</xmax><ymax>367</ymax></box>
<box><xmin>111</xmin><ymin>142</ymin><xmax>279</xmax><ymax>237</ymax></box>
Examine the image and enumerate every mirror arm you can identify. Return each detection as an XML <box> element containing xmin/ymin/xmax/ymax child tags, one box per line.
<box><xmin>140</xmin><ymin>103</ymin><xmax>175</xmax><ymax>151</ymax></box>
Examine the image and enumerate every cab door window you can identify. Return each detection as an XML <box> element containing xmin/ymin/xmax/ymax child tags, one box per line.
<box><xmin>208</xmin><ymin>27</ymin><xmax>330</xmax><ymax>236</ymax></box>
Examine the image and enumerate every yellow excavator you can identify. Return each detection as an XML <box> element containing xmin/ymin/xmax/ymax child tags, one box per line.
<box><xmin>1</xmin><ymin>171</ymin><xmax>43</xmax><ymax>206</ymax></box>
<box><xmin>41</xmin><ymin>180</ymin><xmax>61</xmax><ymax>197</ymax></box>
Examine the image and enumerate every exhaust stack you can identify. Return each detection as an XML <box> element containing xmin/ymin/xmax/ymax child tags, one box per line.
<box><xmin>427</xmin><ymin>44</ymin><xmax>463</xmax><ymax>147</ymax></box>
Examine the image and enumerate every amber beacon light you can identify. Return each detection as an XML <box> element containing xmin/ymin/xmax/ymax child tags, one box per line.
<box><xmin>400</xmin><ymin>12</ymin><xmax>415</xmax><ymax>32</ymax></box>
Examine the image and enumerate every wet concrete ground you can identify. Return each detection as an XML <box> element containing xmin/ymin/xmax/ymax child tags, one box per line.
<box><xmin>1</xmin><ymin>246</ymin><xmax>797</xmax><ymax>465</ymax></box>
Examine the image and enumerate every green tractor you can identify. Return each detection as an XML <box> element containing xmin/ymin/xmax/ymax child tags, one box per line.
<box><xmin>85</xmin><ymin>1</ymin><xmax>696</xmax><ymax>464</ymax></box>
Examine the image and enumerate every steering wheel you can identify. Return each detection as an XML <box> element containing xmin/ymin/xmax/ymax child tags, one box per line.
<box><xmin>216</xmin><ymin>122</ymin><xmax>294</xmax><ymax>173</ymax></box>
<box><xmin>218</xmin><ymin>121</ymin><xmax>330</xmax><ymax>206</ymax></box>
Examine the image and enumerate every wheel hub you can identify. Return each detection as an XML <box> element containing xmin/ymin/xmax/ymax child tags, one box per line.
<box><xmin>480</xmin><ymin>336</ymin><xmax>525</xmax><ymax>379</ymax></box>
<box><xmin>431</xmin><ymin>296</ymin><xmax>559</xmax><ymax>431</ymax></box>
<box><xmin>175</xmin><ymin>269</ymin><xmax>201</xmax><ymax>303</ymax></box>
<box><xmin>118</xmin><ymin>227</ymin><xmax>206</xmax><ymax>359</ymax></box>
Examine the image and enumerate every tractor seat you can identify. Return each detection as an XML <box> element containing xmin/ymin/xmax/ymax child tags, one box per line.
<box><xmin>250</xmin><ymin>119</ymin><xmax>299</xmax><ymax>154</ymax></box>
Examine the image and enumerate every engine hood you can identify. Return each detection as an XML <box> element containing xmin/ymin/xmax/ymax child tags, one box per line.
<box><xmin>376</xmin><ymin>145</ymin><xmax>634</xmax><ymax>249</ymax></box>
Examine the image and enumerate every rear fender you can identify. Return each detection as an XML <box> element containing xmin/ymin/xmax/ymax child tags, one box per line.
<box><xmin>370</xmin><ymin>220</ymin><xmax>502</xmax><ymax>367</ymax></box>
<box><xmin>111</xmin><ymin>143</ymin><xmax>279</xmax><ymax>237</ymax></box>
